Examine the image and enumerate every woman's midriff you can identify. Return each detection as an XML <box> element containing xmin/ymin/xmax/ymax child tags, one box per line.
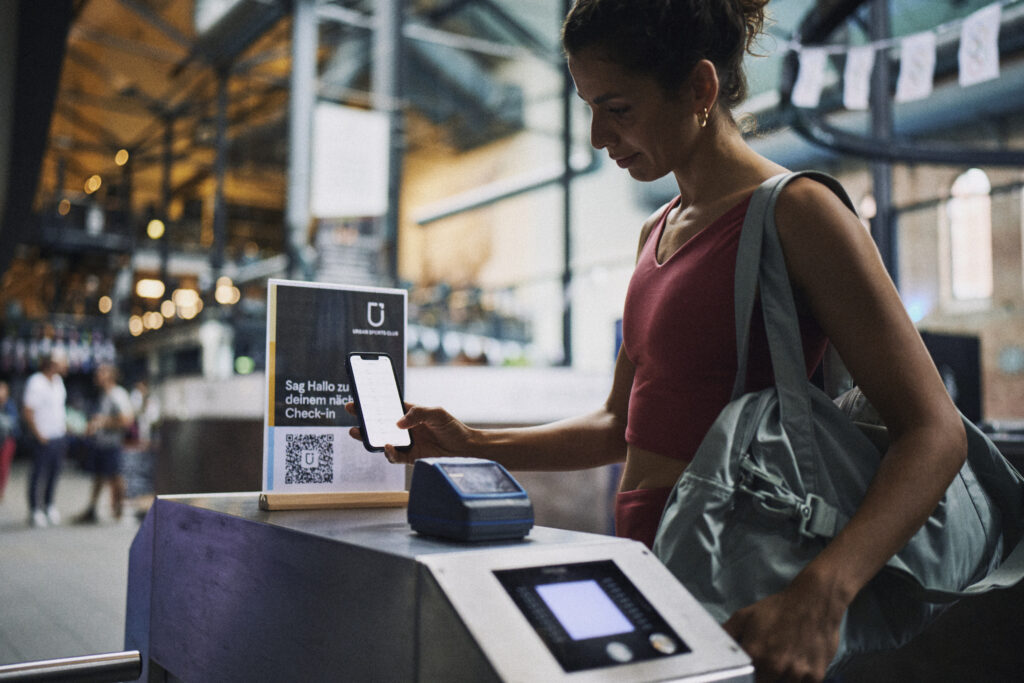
<box><xmin>619</xmin><ymin>444</ymin><xmax>689</xmax><ymax>492</ymax></box>
<box><xmin>614</xmin><ymin>445</ymin><xmax>690</xmax><ymax>549</ymax></box>
<box><xmin>615</xmin><ymin>486</ymin><xmax>672</xmax><ymax>550</ymax></box>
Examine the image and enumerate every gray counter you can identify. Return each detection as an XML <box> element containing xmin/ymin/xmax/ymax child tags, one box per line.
<box><xmin>125</xmin><ymin>494</ymin><xmax>752</xmax><ymax>682</ymax></box>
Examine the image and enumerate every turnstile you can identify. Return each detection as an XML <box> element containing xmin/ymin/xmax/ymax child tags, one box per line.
<box><xmin>125</xmin><ymin>494</ymin><xmax>752</xmax><ymax>682</ymax></box>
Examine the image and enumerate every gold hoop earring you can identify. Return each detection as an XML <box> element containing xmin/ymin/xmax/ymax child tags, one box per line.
<box><xmin>698</xmin><ymin>106</ymin><xmax>709</xmax><ymax>128</ymax></box>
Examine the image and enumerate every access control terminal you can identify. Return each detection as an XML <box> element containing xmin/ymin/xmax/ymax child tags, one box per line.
<box><xmin>408</xmin><ymin>457</ymin><xmax>534</xmax><ymax>541</ymax></box>
<box><xmin>127</xmin><ymin>494</ymin><xmax>754</xmax><ymax>682</ymax></box>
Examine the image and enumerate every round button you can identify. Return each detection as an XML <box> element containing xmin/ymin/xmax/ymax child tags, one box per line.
<box><xmin>649</xmin><ymin>632</ymin><xmax>677</xmax><ymax>655</ymax></box>
<box><xmin>605</xmin><ymin>641</ymin><xmax>634</xmax><ymax>663</ymax></box>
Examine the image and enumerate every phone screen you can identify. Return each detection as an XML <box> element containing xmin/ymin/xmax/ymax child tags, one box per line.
<box><xmin>347</xmin><ymin>352</ymin><xmax>412</xmax><ymax>451</ymax></box>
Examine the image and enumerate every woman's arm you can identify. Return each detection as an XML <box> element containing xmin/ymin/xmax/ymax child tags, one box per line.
<box><xmin>724</xmin><ymin>177</ymin><xmax>967</xmax><ymax>681</ymax></box>
<box><xmin>355</xmin><ymin>205</ymin><xmax>668</xmax><ymax>472</ymax></box>
<box><xmin>349</xmin><ymin>346</ymin><xmax>635</xmax><ymax>471</ymax></box>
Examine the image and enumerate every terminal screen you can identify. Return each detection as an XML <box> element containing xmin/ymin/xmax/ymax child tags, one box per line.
<box><xmin>440</xmin><ymin>463</ymin><xmax>520</xmax><ymax>495</ymax></box>
<box><xmin>495</xmin><ymin>560</ymin><xmax>690</xmax><ymax>672</ymax></box>
<box><xmin>535</xmin><ymin>580</ymin><xmax>633</xmax><ymax>640</ymax></box>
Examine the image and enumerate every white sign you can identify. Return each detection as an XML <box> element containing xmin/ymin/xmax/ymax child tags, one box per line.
<box><xmin>792</xmin><ymin>48</ymin><xmax>828</xmax><ymax>108</ymax></box>
<box><xmin>311</xmin><ymin>104</ymin><xmax>390</xmax><ymax>218</ymax></box>
<box><xmin>896</xmin><ymin>32</ymin><xmax>937</xmax><ymax>103</ymax></box>
<box><xmin>263</xmin><ymin>279</ymin><xmax>407</xmax><ymax>493</ymax></box>
<box><xmin>843</xmin><ymin>45</ymin><xmax>876</xmax><ymax>111</ymax></box>
<box><xmin>959</xmin><ymin>3</ymin><xmax>1001</xmax><ymax>88</ymax></box>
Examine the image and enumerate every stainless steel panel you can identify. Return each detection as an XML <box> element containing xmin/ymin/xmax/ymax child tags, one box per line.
<box><xmin>420</xmin><ymin>541</ymin><xmax>753</xmax><ymax>682</ymax></box>
<box><xmin>126</xmin><ymin>494</ymin><xmax>752</xmax><ymax>682</ymax></box>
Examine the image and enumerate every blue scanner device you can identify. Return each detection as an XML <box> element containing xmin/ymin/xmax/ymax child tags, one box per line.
<box><xmin>408</xmin><ymin>457</ymin><xmax>534</xmax><ymax>542</ymax></box>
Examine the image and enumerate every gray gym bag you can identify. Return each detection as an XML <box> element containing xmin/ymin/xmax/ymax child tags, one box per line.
<box><xmin>652</xmin><ymin>172</ymin><xmax>1024</xmax><ymax>670</ymax></box>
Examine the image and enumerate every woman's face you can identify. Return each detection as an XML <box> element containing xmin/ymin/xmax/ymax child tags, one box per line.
<box><xmin>568</xmin><ymin>48</ymin><xmax>697</xmax><ymax>182</ymax></box>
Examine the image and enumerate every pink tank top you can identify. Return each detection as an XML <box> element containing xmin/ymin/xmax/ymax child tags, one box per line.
<box><xmin>621</xmin><ymin>195</ymin><xmax>828</xmax><ymax>462</ymax></box>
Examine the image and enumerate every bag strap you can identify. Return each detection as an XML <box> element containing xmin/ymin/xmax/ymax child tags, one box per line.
<box><xmin>732</xmin><ymin>172</ymin><xmax>857</xmax><ymax>479</ymax></box>
<box><xmin>732</xmin><ymin>172</ymin><xmax>856</xmax><ymax>399</ymax></box>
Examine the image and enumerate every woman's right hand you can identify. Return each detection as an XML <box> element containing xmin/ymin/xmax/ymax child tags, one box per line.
<box><xmin>344</xmin><ymin>402</ymin><xmax>477</xmax><ymax>465</ymax></box>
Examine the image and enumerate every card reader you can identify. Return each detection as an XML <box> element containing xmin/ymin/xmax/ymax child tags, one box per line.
<box><xmin>408</xmin><ymin>457</ymin><xmax>534</xmax><ymax>542</ymax></box>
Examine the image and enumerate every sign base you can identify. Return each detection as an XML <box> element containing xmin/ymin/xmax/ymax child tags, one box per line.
<box><xmin>259</xmin><ymin>491</ymin><xmax>409</xmax><ymax>511</ymax></box>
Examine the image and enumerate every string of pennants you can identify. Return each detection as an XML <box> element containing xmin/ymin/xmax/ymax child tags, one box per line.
<box><xmin>790</xmin><ymin>1</ymin><xmax>1009</xmax><ymax>110</ymax></box>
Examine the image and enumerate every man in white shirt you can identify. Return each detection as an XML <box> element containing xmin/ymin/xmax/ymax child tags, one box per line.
<box><xmin>22</xmin><ymin>351</ymin><xmax>69</xmax><ymax>527</ymax></box>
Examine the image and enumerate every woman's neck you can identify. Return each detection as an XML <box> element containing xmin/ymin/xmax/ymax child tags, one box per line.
<box><xmin>672</xmin><ymin>124</ymin><xmax>783</xmax><ymax>209</ymax></box>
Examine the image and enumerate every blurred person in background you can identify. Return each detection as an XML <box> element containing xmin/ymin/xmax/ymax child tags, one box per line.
<box><xmin>0</xmin><ymin>380</ymin><xmax>20</xmax><ymax>502</ymax></box>
<box><xmin>129</xmin><ymin>378</ymin><xmax>160</xmax><ymax>448</ymax></box>
<box><xmin>22</xmin><ymin>351</ymin><xmax>69</xmax><ymax>527</ymax></box>
<box><xmin>126</xmin><ymin>378</ymin><xmax>160</xmax><ymax>518</ymax></box>
<box><xmin>76</xmin><ymin>363</ymin><xmax>134</xmax><ymax>523</ymax></box>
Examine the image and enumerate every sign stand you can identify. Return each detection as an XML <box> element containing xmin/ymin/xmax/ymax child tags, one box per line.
<box><xmin>259</xmin><ymin>280</ymin><xmax>409</xmax><ymax>511</ymax></box>
<box><xmin>258</xmin><ymin>490</ymin><xmax>409</xmax><ymax>511</ymax></box>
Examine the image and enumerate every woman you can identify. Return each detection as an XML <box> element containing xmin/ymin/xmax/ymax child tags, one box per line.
<box><xmin>350</xmin><ymin>1</ymin><xmax>966</xmax><ymax>679</ymax></box>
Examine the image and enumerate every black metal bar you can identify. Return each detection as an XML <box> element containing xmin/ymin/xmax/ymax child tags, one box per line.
<box><xmin>869</xmin><ymin>0</ymin><xmax>897</xmax><ymax>285</ymax></box>
<box><xmin>212</xmin><ymin>69</ymin><xmax>229</xmax><ymax>277</ymax></box>
<box><xmin>789</xmin><ymin>111</ymin><xmax>1024</xmax><ymax>167</ymax></box>
<box><xmin>374</xmin><ymin>0</ymin><xmax>404</xmax><ymax>287</ymax></box>
<box><xmin>160</xmin><ymin>114</ymin><xmax>172</xmax><ymax>285</ymax></box>
<box><xmin>561</xmin><ymin>0</ymin><xmax>573</xmax><ymax>367</ymax></box>
<box><xmin>285</xmin><ymin>0</ymin><xmax>317</xmax><ymax>281</ymax></box>
<box><xmin>0</xmin><ymin>650</ymin><xmax>142</xmax><ymax>683</ymax></box>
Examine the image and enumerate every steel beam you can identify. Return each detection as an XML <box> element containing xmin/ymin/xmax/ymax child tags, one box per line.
<box><xmin>285</xmin><ymin>0</ymin><xmax>317</xmax><ymax>281</ymax></box>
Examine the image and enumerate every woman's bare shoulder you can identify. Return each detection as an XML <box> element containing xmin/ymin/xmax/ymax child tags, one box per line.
<box><xmin>774</xmin><ymin>176</ymin><xmax>858</xmax><ymax>238</ymax></box>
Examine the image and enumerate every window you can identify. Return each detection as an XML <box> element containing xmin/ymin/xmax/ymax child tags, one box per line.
<box><xmin>947</xmin><ymin>168</ymin><xmax>993</xmax><ymax>301</ymax></box>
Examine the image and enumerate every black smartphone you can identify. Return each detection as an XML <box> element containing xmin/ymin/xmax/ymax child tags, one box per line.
<box><xmin>346</xmin><ymin>352</ymin><xmax>412</xmax><ymax>452</ymax></box>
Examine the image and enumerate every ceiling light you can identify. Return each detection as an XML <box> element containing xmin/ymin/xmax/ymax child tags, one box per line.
<box><xmin>136</xmin><ymin>279</ymin><xmax>165</xmax><ymax>299</ymax></box>
<box><xmin>147</xmin><ymin>219</ymin><xmax>165</xmax><ymax>240</ymax></box>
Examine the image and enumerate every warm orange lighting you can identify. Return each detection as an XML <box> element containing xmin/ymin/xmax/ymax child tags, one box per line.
<box><xmin>160</xmin><ymin>299</ymin><xmax>176</xmax><ymax>318</ymax></box>
<box><xmin>84</xmin><ymin>175</ymin><xmax>102</xmax><ymax>194</ymax></box>
<box><xmin>215</xmin><ymin>276</ymin><xmax>241</xmax><ymax>305</ymax></box>
<box><xmin>172</xmin><ymin>288</ymin><xmax>200</xmax><ymax>308</ymax></box>
<box><xmin>135</xmin><ymin>279</ymin><xmax>165</xmax><ymax>299</ymax></box>
<box><xmin>129</xmin><ymin>315</ymin><xmax>144</xmax><ymax>336</ymax></box>
<box><xmin>115</xmin><ymin>149</ymin><xmax>129</xmax><ymax>166</ymax></box>
<box><xmin>143</xmin><ymin>311</ymin><xmax>164</xmax><ymax>330</ymax></box>
<box><xmin>58</xmin><ymin>199</ymin><xmax>71</xmax><ymax>216</ymax></box>
<box><xmin>146</xmin><ymin>219</ymin><xmax>165</xmax><ymax>240</ymax></box>
<box><xmin>98</xmin><ymin>296</ymin><xmax>112</xmax><ymax>314</ymax></box>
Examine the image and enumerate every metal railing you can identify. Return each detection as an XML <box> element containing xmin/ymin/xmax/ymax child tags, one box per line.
<box><xmin>0</xmin><ymin>650</ymin><xmax>141</xmax><ymax>683</ymax></box>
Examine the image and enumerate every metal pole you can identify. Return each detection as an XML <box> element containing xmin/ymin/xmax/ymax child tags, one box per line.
<box><xmin>373</xmin><ymin>0</ymin><xmax>403</xmax><ymax>286</ymax></box>
<box><xmin>160</xmin><ymin>115</ymin><xmax>172</xmax><ymax>285</ymax></box>
<box><xmin>0</xmin><ymin>650</ymin><xmax>142</xmax><ymax>683</ymax></box>
<box><xmin>870</xmin><ymin>0</ymin><xmax>897</xmax><ymax>286</ymax></box>
<box><xmin>121</xmin><ymin>151</ymin><xmax>132</xmax><ymax>240</ymax></box>
<box><xmin>212</xmin><ymin>69</ymin><xmax>228</xmax><ymax>278</ymax></box>
<box><xmin>286</xmin><ymin>0</ymin><xmax>317</xmax><ymax>281</ymax></box>
<box><xmin>560</xmin><ymin>0</ymin><xmax>573</xmax><ymax>367</ymax></box>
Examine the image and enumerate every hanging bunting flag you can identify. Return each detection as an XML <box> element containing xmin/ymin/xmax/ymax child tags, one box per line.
<box><xmin>792</xmin><ymin>48</ymin><xmax>829</xmax><ymax>108</ymax></box>
<box><xmin>896</xmin><ymin>31</ymin><xmax>937</xmax><ymax>103</ymax></box>
<box><xmin>843</xmin><ymin>45</ymin><xmax>876</xmax><ymax>110</ymax></box>
<box><xmin>959</xmin><ymin>3</ymin><xmax>1001</xmax><ymax>87</ymax></box>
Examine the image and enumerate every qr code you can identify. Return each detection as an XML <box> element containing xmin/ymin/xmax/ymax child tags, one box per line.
<box><xmin>284</xmin><ymin>433</ymin><xmax>334</xmax><ymax>485</ymax></box>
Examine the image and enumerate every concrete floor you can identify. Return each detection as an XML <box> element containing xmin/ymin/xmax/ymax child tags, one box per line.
<box><xmin>0</xmin><ymin>457</ymin><xmax>141</xmax><ymax>667</ymax></box>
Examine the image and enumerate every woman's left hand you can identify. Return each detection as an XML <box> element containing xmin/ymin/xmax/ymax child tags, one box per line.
<box><xmin>722</xmin><ymin>574</ymin><xmax>845</xmax><ymax>683</ymax></box>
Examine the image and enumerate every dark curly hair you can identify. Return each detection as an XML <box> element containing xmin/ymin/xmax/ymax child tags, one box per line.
<box><xmin>561</xmin><ymin>0</ymin><xmax>769</xmax><ymax>109</ymax></box>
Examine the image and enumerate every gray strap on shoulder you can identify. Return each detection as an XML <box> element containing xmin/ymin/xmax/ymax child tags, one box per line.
<box><xmin>731</xmin><ymin>171</ymin><xmax>855</xmax><ymax>403</ymax></box>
